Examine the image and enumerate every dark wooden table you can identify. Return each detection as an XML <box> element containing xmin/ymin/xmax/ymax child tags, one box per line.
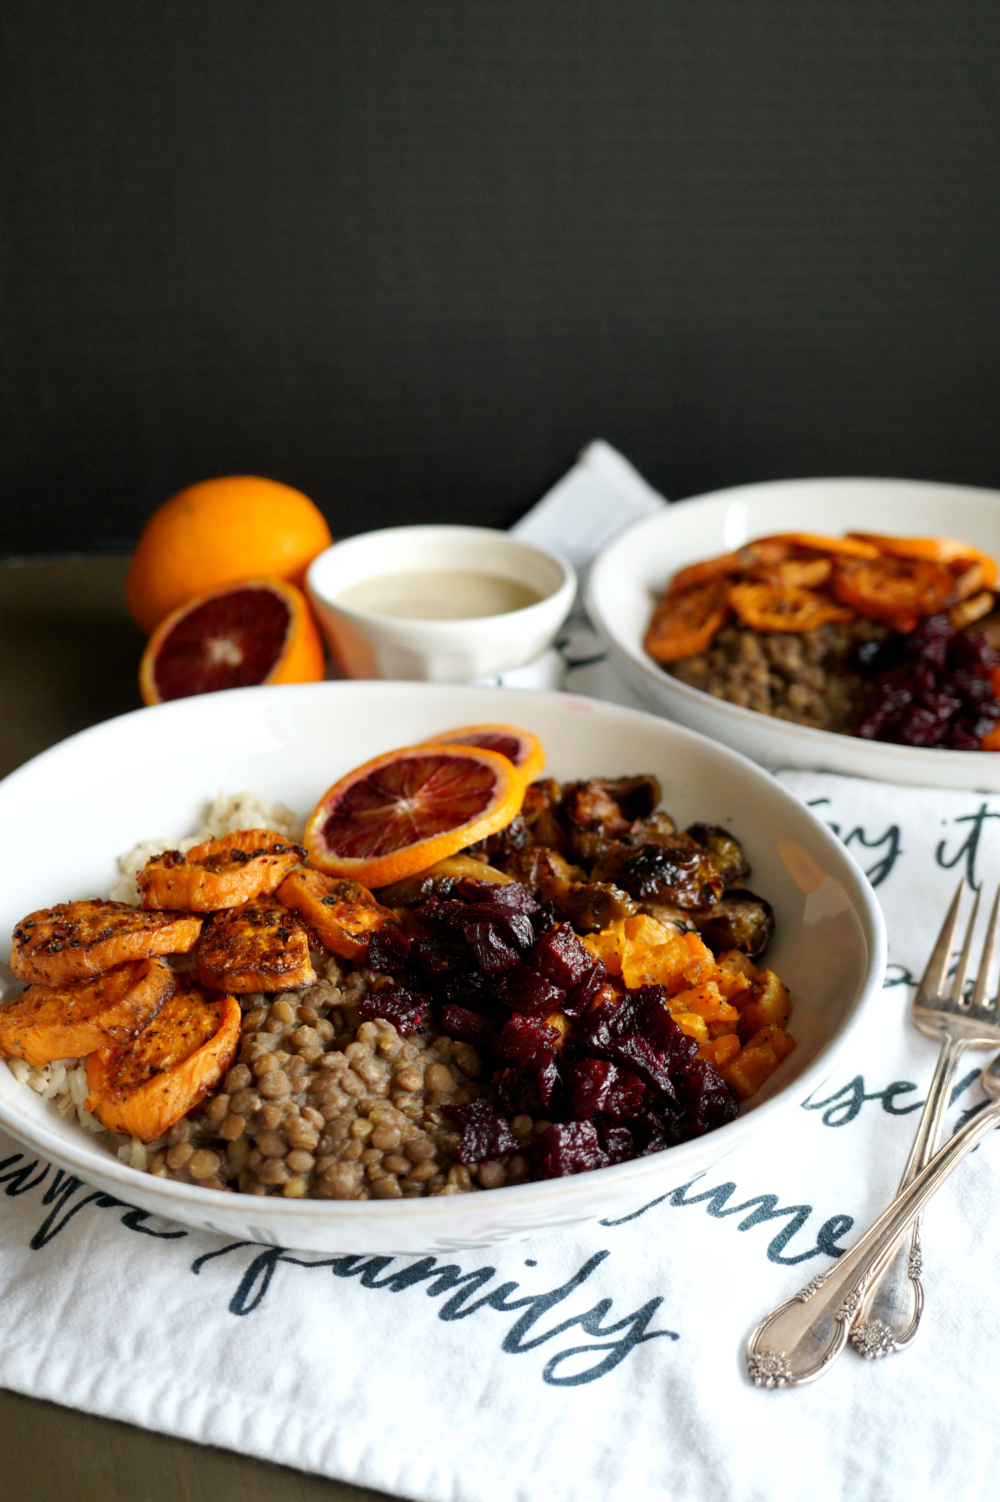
<box><xmin>0</xmin><ymin>556</ymin><xmax>390</xmax><ymax>1502</ymax></box>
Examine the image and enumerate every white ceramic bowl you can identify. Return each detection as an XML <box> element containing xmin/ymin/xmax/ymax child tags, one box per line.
<box><xmin>0</xmin><ymin>682</ymin><xmax>885</xmax><ymax>1253</ymax></box>
<box><xmin>587</xmin><ymin>477</ymin><xmax>1000</xmax><ymax>790</ymax></box>
<box><xmin>307</xmin><ymin>525</ymin><xmax>576</xmax><ymax>681</ymax></box>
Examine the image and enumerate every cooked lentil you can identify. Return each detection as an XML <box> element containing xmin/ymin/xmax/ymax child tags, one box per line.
<box><xmin>147</xmin><ymin>956</ymin><xmax>501</xmax><ymax>1199</ymax></box>
<box><xmin>668</xmin><ymin>618</ymin><xmax>885</xmax><ymax>732</ymax></box>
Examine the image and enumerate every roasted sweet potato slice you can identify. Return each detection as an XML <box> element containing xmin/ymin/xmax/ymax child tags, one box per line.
<box><xmin>645</xmin><ymin>578</ymin><xmax>729</xmax><ymax>663</ymax></box>
<box><xmin>749</xmin><ymin>557</ymin><xmax>832</xmax><ymax>590</ymax></box>
<box><xmin>85</xmin><ymin>984</ymin><xmax>240</xmax><ymax>1141</ymax></box>
<box><xmin>667</xmin><ymin>551</ymin><xmax>743</xmax><ymax>595</ymax></box>
<box><xmin>759</xmin><ymin>532</ymin><xmax>880</xmax><ymax>559</ymax></box>
<box><xmin>276</xmin><ymin>869</ymin><xmax>400</xmax><ymax>963</ymax></box>
<box><xmin>197</xmin><ymin>900</ymin><xmax>316</xmax><ymax>993</ymax></box>
<box><xmin>847</xmin><ymin>532</ymin><xmax>999</xmax><ymax>589</ymax></box>
<box><xmin>138</xmin><ymin>828</ymin><xmax>305</xmax><ymax>912</ymax></box>
<box><xmin>0</xmin><ymin>957</ymin><xmax>175</xmax><ymax>1067</ymax></box>
<box><xmin>728</xmin><ymin>581</ymin><xmax>854</xmax><ymax>633</ymax></box>
<box><xmin>667</xmin><ymin>539</ymin><xmax>795</xmax><ymax>596</ymax></box>
<box><xmin>832</xmin><ymin>555</ymin><xmax>955</xmax><ymax>621</ymax></box>
<box><xmin>9</xmin><ymin>900</ymin><xmax>202</xmax><ymax>986</ymax></box>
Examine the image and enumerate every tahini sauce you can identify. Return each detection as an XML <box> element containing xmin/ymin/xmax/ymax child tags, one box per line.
<box><xmin>337</xmin><ymin>568</ymin><xmax>543</xmax><ymax>620</ymax></box>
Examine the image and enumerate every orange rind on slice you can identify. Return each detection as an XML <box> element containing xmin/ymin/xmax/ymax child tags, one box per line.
<box><xmin>304</xmin><ymin>743</ymin><xmax>524</xmax><ymax>887</ymax></box>
<box><xmin>420</xmin><ymin>723</ymin><xmax>545</xmax><ymax>787</ymax></box>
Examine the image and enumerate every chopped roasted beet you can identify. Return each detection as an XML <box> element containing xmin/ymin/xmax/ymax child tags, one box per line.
<box><xmin>530</xmin><ymin>902</ymin><xmax>557</xmax><ymax>938</ymax></box>
<box><xmin>439</xmin><ymin>1004</ymin><xmax>497</xmax><ymax>1050</ymax></box>
<box><xmin>596</xmin><ymin>1122</ymin><xmax>636</xmax><ymax>1164</ymax></box>
<box><xmin>495</xmin><ymin>963</ymin><xmax>566</xmax><ymax>1017</ymax></box>
<box><xmin>367</xmin><ymin>927</ymin><xmax>410</xmax><ymax>972</ymax></box>
<box><xmin>445</xmin><ymin>1099</ymin><xmax>518</xmax><ymax>1163</ymax></box>
<box><xmin>852</xmin><ymin>615</ymin><xmax>1000</xmax><ymax>748</ymax></box>
<box><xmin>418</xmin><ymin>898</ymin><xmax>533</xmax><ymax>947</ymax></box>
<box><xmin>496</xmin><ymin>1013</ymin><xmax>559</xmax><ymax>1069</ymax></box>
<box><xmin>463</xmin><ymin>919</ymin><xmax>522</xmax><ymax>975</ymax></box>
<box><xmin>562</xmin><ymin>963</ymin><xmax>605</xmax><ymax>1019</ymax></box>
<box><xmin>356</xmin><ymin>985</ymin><xmax>429</xmax><ymax>1035</ymax></box>
<box><xmin>530</xmin><ymin>925</ymin><xmax>595</xmax><ymax>989</ymax></box>
<box><xmin>634</xmin><ymin>1103</ymin><xmax>685</xmax><ymax>1153</ymax></box>
<box><xmin>453</xmin><ymin>878</ymin><xmax>539</xmax><ymax>914</ymax></box>
<box><xmin>406</xmin><ymin>935</ymin><xmax>470</xmax><ymax>979</ymax></box>
<box><xmin>568</xmin><ymin>1059</ymin><xmax>647</xmax><ymax>1121</ymax></box>
<box><xmin>602</xmin><ymin>1034</ymin><xmax>681</xmax><ymax>1099</ymax></box>
<box><xmin>946</xmin><ymin>724</ymin><xmax>985</xmax><ymax>750</ymax></box>
<box><xmin>533</xmin><ymin>1121</ymin><xmax>608</xmax><ymax>1178</ymax></box>
<box><xmin>495</xmin><ymin>1058</ymin><xmax>561</xmax><ymax>1114</ymax></box>
<box><xmin>675</xmin><ymin>1056</ymin><xmax>739</xmax><ymax>1136</ymax></box>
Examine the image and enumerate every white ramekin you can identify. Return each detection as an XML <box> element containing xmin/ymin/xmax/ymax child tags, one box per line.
<box><xmin>306</xmin><ymin>524</ymin><xmax>577</xmax><ymax>681</ymax></box>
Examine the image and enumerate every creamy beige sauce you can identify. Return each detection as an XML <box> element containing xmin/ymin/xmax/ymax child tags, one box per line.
<box><xmin>337</xmin><ymin>568</ymin><xmax>543</xmax><ymax>620</ymax></box>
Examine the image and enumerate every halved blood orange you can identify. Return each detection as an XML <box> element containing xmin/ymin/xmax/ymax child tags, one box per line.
<box><xmin>419</xmin><ymin>724</ymin><xmax>545</xmax><ymax>787</ymax></box>
<box><xmin>304</xmin><ymin>744</ymin><xmax>524</xmax><ymax>886</ymax></box>
<box><xmin>139</xmin><ymin>578</ymin><xmax>325</xmax><ymax>705</ymax></box>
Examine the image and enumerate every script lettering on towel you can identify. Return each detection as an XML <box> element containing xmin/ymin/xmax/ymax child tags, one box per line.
<box><xmin>189</xmin><ymin>1241</ymin><xmax>678</xmax><ymax>1386</ymax></box>
<box><xmin>805</xmin><ymin>799</ymin><xmax>904</xmax><ymax>888</ymax></box>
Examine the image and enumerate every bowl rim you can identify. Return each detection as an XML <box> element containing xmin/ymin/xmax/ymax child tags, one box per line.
<box><xmin>306</xmin><ymin>524</ymin><xmax>577</xmax><ymax>631</ymax></box>
<box><xmin>0</xmin><ymin>679</ymin><xmax>887</xmax><ymax>1226</ymax></box>
<box><xmin>586</xmin><ymin>475</ymin><xmax>1000</xmax><ymax>773</ymax></box>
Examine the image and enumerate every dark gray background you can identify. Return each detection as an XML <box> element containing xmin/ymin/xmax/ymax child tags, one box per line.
<box><xmin>2</xmin><ymin>0</ymin><xmax>999</xmax><ymax>555</ymax></box>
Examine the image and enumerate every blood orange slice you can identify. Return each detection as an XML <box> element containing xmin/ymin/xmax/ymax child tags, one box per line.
<box><xmin>304</xmin><ymin>744</ymin><xmax>524</xmax><ymax>886</ymax></box>
<box><xmin>420</xmin><ymin>723</ymin><xmax>545</xmax><ymax>787</ymax></box>
<box><xmin>139</xmin><ymin>578</ymin><xmax>325</xmax><ymax>705</ymax></box>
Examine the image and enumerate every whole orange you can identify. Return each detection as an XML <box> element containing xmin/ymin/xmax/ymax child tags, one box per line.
<box><xmin>125</xmin><ymin>475</ymin><xmax>333</xmax><ymax>632</ymax></box>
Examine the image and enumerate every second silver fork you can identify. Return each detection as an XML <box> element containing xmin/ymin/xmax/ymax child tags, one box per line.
<box><xmin>850</xmin><ymin>878</ymin><xmax>1000</xmax><ymax>1358</ymax></box>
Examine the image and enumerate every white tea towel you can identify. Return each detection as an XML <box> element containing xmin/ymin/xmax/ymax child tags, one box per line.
<box><xmin>494</xmin><ymin>437</ymin><xmax>665</xmax><ymax>704</ymax></box>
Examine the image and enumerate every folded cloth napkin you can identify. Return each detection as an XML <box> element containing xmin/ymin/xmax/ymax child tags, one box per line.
<box><xmin>3</xmin><ymin>445</ymin><xmax>1000</xmax><ymax>1502</ymax></box>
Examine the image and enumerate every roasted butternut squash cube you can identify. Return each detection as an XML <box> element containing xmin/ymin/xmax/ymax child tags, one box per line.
<box><xmin>713</xmin><ymin>949</ymin><xmax>759</xmax><ymax>1001</ymax></box>
<box><xmin>700</xmin><ymin>1033</ymin><xmax>741</xmax><ymax>1070</ymax></box>
<box><xmin>722</xmin><ymin>1024</ymin><xmax>796</xmax><ymax>1099</ymax></box>
<box><xmin>668</xmin><ymin>978</ymin><xmax>739</xmax><ymax>1028</ymax></box>
<box><xmin>734</xmin><ymin>969</ymin><xmax>792</xmax><ymax>1040</ymax></box>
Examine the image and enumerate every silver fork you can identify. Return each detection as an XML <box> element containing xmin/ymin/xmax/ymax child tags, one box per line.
<box><xmin>745</xmin><ymin>879</ymin><xmax>1000</xmax><ymax>1386</ymax></box>
<box><xmin>850</xmin><ymin>880</ymin><xmax>1000</xmax><ymax>1358</ymax></box>
<box><xmin>747</xmin><ymin>1045</ymin><xmax>1000</xmax><ymax>1387</ymax></box>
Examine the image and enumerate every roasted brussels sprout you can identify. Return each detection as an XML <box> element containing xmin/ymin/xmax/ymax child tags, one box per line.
<box><xmin>685</xmin><ymin>823</ymin><xmax>750</xmax><ymax>887</ymax></box>
<box><xmin>592</xmin><ymin>835</ymin><xmax>724</xmax><ymax>910</ymax></box>
<box><xmin>694</xmin><ymin>892</ymin><xmax>774</xmax><ymax>958</ymax></box>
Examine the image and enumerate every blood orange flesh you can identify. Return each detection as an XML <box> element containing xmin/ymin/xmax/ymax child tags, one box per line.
<box><xmin>140</xmin><ymin>577</ymin><xmax>325</xmax><ymax>706</ymax></box>
<box><xmin>305</xmin><ymin>744</ymin><xmax>524</xmax><ymax>886</ymax></box>
<box><xmin>151</xmin><ymin>586</ymin><xmax>290</xmax><ymax>700</ymax></box>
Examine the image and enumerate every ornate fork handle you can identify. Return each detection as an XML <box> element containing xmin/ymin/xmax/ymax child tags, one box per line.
<box><xmin>746</xmin><ymin>1093</ymin><xmax>1000</xmax><ymax>1387</ymax></box>
<box><xmin>849</xmin><ymin>1034</ymin><xmax>965</xmax><ymax>1357</ymax></box>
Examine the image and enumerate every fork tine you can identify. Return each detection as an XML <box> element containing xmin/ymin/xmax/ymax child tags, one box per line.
<box><xmin>972</xmin><ymin>886</ymin><xmax>1000</xmax><ymax>1008</ymax></box>
<box><xmin>917</xmin><ymin>879</ymin><xmax>965</xmax><ymax>1002</ymax></box>
<box><xmin>949</xmin><ymin>884</ymin><xmax>981</xmax><ymax>1002</ymax></box>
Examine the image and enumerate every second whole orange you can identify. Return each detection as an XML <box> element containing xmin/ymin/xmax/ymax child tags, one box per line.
<box><xmin>125</xmin><ymin>475</ymin><xmax>333</xmax><ymax>633</ymax></box>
